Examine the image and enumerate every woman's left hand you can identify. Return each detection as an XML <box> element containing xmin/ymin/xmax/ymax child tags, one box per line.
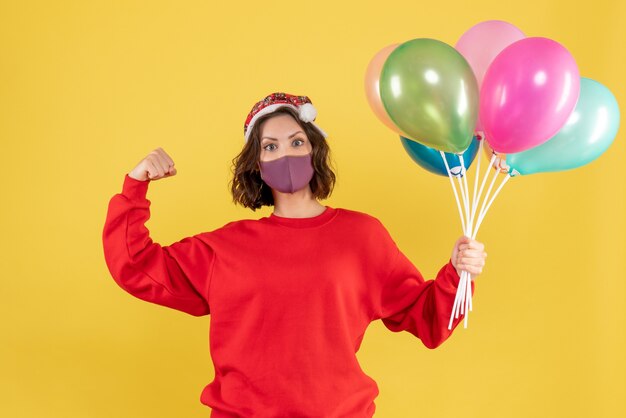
<box><xmin>451</xmin><ymin>236</ymin><xmax>487</xmax><ymax>281</ymax></box>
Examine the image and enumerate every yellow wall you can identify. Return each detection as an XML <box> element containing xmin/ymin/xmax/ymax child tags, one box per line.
<box><xmin>1</xmin><ymin>0</ymin><xmax>624</xmax><ymax>417</ymax></box>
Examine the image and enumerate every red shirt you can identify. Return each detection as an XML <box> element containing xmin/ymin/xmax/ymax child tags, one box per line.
<box><xmin>102</xmin><ymin>174</ymin><xmax>473</xmax><ymax>417</ymax></box>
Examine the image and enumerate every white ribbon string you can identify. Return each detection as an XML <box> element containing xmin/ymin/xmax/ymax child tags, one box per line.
<box><xmin>442</xmin><ymin>140</ymin><xmax>510</xmax><ymax>330</ymax></box>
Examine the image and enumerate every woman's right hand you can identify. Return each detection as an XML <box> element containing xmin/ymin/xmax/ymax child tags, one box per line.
<box><xmin>128</xmin><ymin>147</ymin><xmax>177</xmax><ymax>181</ymax></box>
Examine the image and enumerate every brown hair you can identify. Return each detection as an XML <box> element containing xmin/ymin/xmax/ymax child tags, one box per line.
<box><xmin>229</xmin><ymin>106</ymin><xmax>336</xmax><ymax>211</ymax></box>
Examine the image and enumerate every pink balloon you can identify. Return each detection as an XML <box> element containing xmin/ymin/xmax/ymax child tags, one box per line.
<box><xmin>480</xmin><ymin>37</ymin><xmax>580</xmax><ymax>154</ymax></box>
<box><xmin>456</xmin><ymin>20</ymin><xmax>526</xmax><ymax>133</ymax></box>
<box><xmin>456</xmin><ymin>20</ymin><xmax>525</xmax><ymax>88</ymax></box>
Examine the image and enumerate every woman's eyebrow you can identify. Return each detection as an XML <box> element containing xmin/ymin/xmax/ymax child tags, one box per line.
<box><xmin>262</xmin><ymin>131</ymin><xmax>304</xmax><ymax>141</ymax></box>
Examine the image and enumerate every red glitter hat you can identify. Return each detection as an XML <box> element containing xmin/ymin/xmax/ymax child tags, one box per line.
<box><xmin>243</xmin><ymin>92</ymin><xmax>328</xmax><ymax>143</ymax></box>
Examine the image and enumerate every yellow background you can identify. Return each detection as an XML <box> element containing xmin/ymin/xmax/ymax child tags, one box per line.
<box><xmin>1</xmin><ymin>0</ymin><xmax>624</xmax><ymax>417</ymax></box>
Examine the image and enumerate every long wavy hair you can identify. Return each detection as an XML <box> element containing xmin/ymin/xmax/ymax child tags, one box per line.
<box><xmin>229</xmin><ymin>106</ymin><xmax>336</xmax><ymax>211</ymax></box>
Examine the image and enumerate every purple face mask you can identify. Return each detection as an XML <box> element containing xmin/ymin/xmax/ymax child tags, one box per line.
<box><xmin>259</xmin><ymin>152</ymin><xmax>314</xmax><ymax>194</ymax></box>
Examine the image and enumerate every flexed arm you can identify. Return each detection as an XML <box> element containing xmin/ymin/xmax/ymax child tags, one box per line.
<box><xmin>102</xmin><ymin>148</ymin><xmax>213</xmax><ymax>316</ymax></box>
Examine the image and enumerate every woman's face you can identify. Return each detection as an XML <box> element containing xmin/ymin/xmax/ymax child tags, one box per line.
<box><xmin>258</xmin><ymin>114</ymin><xmax>312</xmax><ymax>163</ymax></box>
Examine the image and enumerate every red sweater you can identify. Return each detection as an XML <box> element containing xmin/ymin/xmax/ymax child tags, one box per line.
<box><xmin>102</xmin><ymin>174</ymin><xmax>473</xmax><ymax>417</ymax></box>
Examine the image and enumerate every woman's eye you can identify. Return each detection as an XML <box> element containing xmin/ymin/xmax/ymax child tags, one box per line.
<box><xmin>263</xmin><ymin>139</ymin><xmax>303</xmax><ymax>151</ymax></box>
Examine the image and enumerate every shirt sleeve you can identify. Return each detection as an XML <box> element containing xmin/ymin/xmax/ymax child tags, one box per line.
<box><xmin>101</xmin><ymin>173</ymin><xmax>214</xmax><ymax>317</ymax></box>
<box><xmin>372</xmin><ymin>221</ymin><xmax>474</xmax><ymax>349</ymax></box>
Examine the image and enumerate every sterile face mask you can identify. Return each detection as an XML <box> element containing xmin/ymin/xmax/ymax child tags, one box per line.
<box><xmin>259</xmin><ymin>152</ymin><xmax>314</xmax><ymax>194</ymax></box>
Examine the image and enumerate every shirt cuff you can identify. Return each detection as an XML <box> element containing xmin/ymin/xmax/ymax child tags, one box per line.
<box><xmin>435</xmin><ymin>259</ymin><xmax>464</xmax><ymax>294</ymax></box>
<box><xmin>122</xmin><ymin>173</ymin><xmax>150</xmax><ymax>201</ymax></box>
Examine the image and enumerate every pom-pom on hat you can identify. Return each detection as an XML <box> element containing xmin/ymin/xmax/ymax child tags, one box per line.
<box><xmin>244</xmin><ymin>92</ymin><xmax>328</xmax><ymax>143</ymax></box>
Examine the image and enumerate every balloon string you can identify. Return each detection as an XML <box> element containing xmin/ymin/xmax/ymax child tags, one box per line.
<box><xmin>473</xmin><ymin>173</ymin><xmax>511</xmax><ymax>238</ymax></box>
<box><xmin>444</xmin><ymin>143</ymin><xmax>511</xmax><ymax>330</ymax></box>
<box><xmin>459</xmin><ymin>155</ymin><xmax>471</xmax><ymax>326</ymax></box>
<box><xmin>442</xmin><ymin>151</ymin><xmax>470</xmax><ymax>331</ymax></box>
<box><xmin>471</xmin><ymin>153</ymin><xmax>497</xmax><ymax>238</ymax></box>
<box><xmin>449</xmin><ymin>270</ymin><xmax>466</xmax><ymax>330</ymax></box>
<box><xmin>476</xmin><ymin>157</ymin><xmax>500</xmax><ymax>234</ymax></box>
<box><xmin>448</xmin><ymin>147</ymin><xmax>485</xmax><ymax>329</ymax></box>
<box><xmin>459</xmin><ymin>154</ymin><xmax>474</xmax><ymax>328</ymax></box>
<box><xmin>454</xmin><ymin>178</ymin><xmax>468</xmax><ymax>319</ymax></box>
<box><xmin>454</xmin><ymin>271</ymin><xmax>466</xmax><ymax>319</ymax></box>
<box><xmin>459</xmin><ymin>155</ymin><xmax>472</xmax><ymax>237</ymax></box>
<box><xmin>471</xmin><ymin>139</ymin><xmax>483</xmax><ymax>225</ymax></box>
<box><xmin>447</xmin><ymin>153</ymin><xmax>474</xmax><ymax>329</ymax></box>
<box><xmin>459</xmin><ymin>158</ymin><xmax>500</xmax><ymax>323</ymax></box>
<box><xmin>440</xmin><ymin>151</ymin><xmax>466</xmax><ymax>233</ymax></box>
<box><xmin>456</xmin><ymin>176</ymin><xmax>469</xmax><ymax>233</ymax></box>
<box><xmin>465</xmin><ymin>134</ymin><xmax>484</xmax><ymax>317</ymax></box>
<box><xmin>463</xmin><ymin>162</ymin><xmax>510</xmax><ymax>327</ymax></box>
<box><xmin>465</xmin><ymin>138</ymin><xmax>484</xmax><ymax>317</ymax></box>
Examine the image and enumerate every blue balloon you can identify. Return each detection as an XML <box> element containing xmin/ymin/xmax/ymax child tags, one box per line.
<box><xmin>505</xmin><ymin>77</ymin><xmax>620</xmax><ymax>176</ymax></box>
<box><xmin>401</xmin><ymin>136</ymin><xmax>480</xmax><ymax>177</ymax></box>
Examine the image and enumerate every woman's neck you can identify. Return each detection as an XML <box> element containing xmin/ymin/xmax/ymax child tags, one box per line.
<box><xmin>271</xmin><ymin>186</ymin><xmax>326</xmax><ymax>218</ymax></box>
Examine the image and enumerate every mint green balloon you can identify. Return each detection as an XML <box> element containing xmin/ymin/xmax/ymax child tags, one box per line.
<box><xmin>506</xmin><ymin>77</ymin><xmax>620</xmax><ymax>176</ymax></box>
<box><xmin>379</xmin><ymin>38</ymin><xmax>479</xmax><ymax>154</ymax></box>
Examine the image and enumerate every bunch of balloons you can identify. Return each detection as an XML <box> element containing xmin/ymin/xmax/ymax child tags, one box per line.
<box><xmin>364</xmin><ymin>20</ymin><xmax>620</xmax><ymax>329</ymax></box>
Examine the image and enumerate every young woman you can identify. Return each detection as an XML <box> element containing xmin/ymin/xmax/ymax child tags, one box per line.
<box><xmin>102</xmin><ymin>92</ymin><xmax>487</xmax><ymax>417</ymax></box>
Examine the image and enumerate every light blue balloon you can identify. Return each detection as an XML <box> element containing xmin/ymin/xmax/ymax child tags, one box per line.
<box><xmin>401</xmin><ymin>135</ymin><xmax>480</xmax><ymax>177</ymax></box>
<box><xmin>506</xmin><ymin>77</ymin><xmax>620</xmax><ymax>176</ymax></box>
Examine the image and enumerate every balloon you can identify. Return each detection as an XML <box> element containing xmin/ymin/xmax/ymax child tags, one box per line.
<box><xmin>455</xmin><ymin>20</ymin><xmax>525</xmax><ymax>132</ymax></box>
<box><xmin>379</xmin><ymin>38</ymin><xmax>479</xmax><ymax>154</ymax></box>
<box><xmin>480</xmin><ymin>37</ymin><xmax>580</xmax><ymax>154</ymax></box>
<box><xmin>364</xmin><ymin>43</ymin><xmax>408</xmax><ymax>135</ymax></box>
<box><xmin>401</xmin><ymin>135</ymin><xmax>480</xmax><ymax>177</ymax></box>
<box><xmin>456</xmin><ymin>20</ymin><xmax>525</xmax><ymax>88</ymax></box>
<box><xmin>482</xmin><ymin>140</ymin><xmax>510</xmax><ymax>173</ymax></box>
<box><xmin>505</xmin><ymin>77</ymin><xmax>620</xmax><ymax>175</ymax></box>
